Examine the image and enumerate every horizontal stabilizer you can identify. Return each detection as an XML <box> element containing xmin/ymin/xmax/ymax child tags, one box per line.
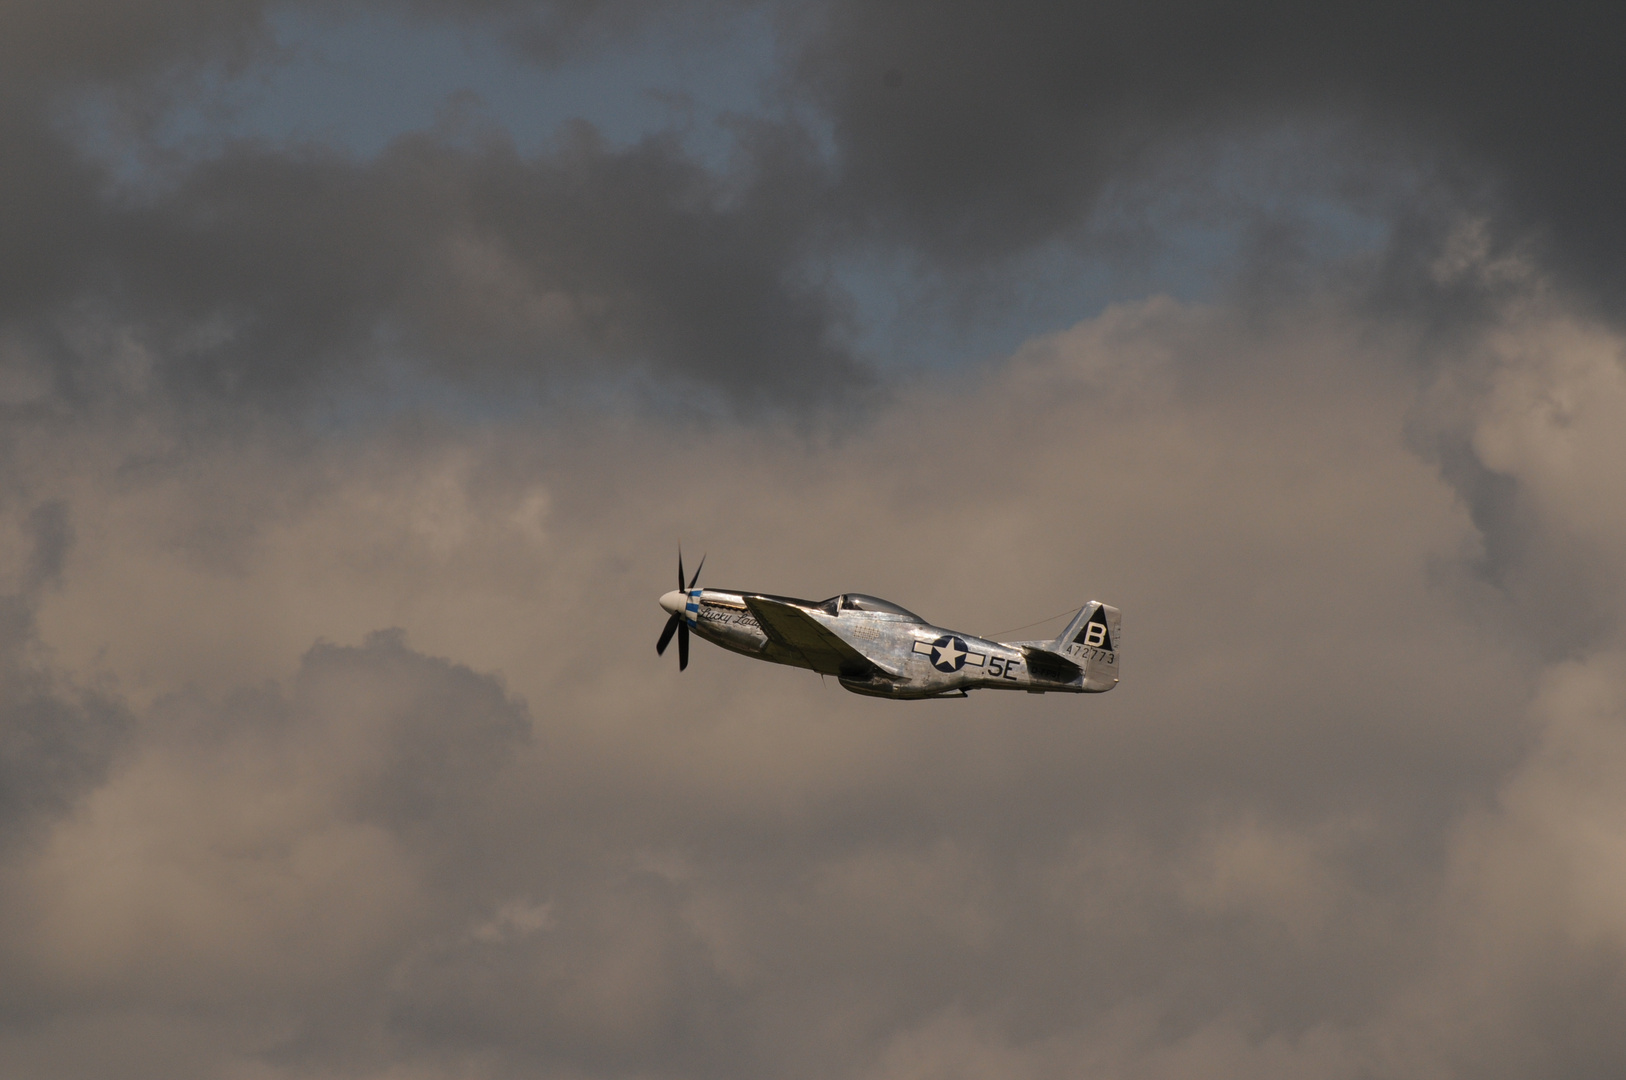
<box><xmin>1019</xmin><ymin>646</ymin><xmax>1084</xmax><ymax>685</ymax></box>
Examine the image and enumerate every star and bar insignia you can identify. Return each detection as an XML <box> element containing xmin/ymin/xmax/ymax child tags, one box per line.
<box><xmin>913</xmin><ymin>634</ymin><xmax>986</xmax><ymax>673</ymax></box>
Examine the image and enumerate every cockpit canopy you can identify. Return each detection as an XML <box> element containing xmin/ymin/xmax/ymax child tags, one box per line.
<box><xmin>818</xmin><ymin>593</ymin><xmax>924</xmax><ymax>621</ymax></box>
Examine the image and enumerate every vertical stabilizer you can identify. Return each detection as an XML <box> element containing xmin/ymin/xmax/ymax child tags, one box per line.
<box><xmin>1053</xmin><ymin>601</ymin><xmax>1121</xmax><ymax>691</ymax></box>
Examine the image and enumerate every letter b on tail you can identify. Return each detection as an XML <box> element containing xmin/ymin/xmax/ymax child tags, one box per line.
<box><xmin>1055</xmin><ymin>601</ymin><xmax>1121</xmax><ymax>691</ymax></box>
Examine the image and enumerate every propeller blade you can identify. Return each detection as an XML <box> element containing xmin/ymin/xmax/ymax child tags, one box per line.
<box><xmin>657</xmin><ymin>611</ymin><xmax>681</xmax><ymax>656</ymax></box>
<box><xmin>679</xmin><ymin>621</ymin><xmax>689</xmax><ymax>670</ymax></box>
<box><xmin>687</xmin><ymin>553</ymin><xmax>706</xmax><ymax>590</ymax></box>
<box><xmin>677</xmin><ymin>550</ymin><xmax>685</xmax><ymax>592</ymax></box>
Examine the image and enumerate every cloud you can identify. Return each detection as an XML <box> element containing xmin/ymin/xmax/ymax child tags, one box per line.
<box><xmin>5</xmin><ymin>276</ymin><xmax>1623</xmax><ymax>1076</ymax></box>
<box><xmin>792</xmin><ymin>1</ymin><xmax>1626</xmax><ymax>314</ymax></box>
<box><xmin>5</xmin><ymin>0</ymin><xmax>1624</xmax><ymax>416</ymax></box>
<box><xmin>0</xmin><ymin>0</ymin><xmax>860</xmax><ymax>411</ymax></box>
<box><xmin>5</xmin><ymin>3</ymin><xmax>1626</xmax><ymax>1076</ymax></box>
<box><xmin>5</xmin><ymin>116</ymin><xmax>855</xmax><ymax>409</ymax></box>
<box><xmin>1</xmin><ymin>629</ymin><xmax>530</xmax><ymax>1075</ymax></box>
<box><xmin>0</xmin><ymin>498</ymin><xmax>128</xmax><ymax>850</ymax></box>
<box><xmin>1383</xmin><ymin>651</ymin><xmax>1626</xmax><ymax>1079</ymax></box>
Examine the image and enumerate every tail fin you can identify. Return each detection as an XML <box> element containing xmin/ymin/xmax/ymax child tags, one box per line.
<box><xmin>1053</xmin><ymin>601</ymin><xmax>1121</xmax><ymax>692</ymax></box>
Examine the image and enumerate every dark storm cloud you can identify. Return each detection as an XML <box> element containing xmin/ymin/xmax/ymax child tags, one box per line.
<box><xmin>0</xmin><ymin>0</ymin><xmax>268</xmax><ymax>92</ymax></box>
<box><xmin>0</xmin><ymin>501</ymin><xmax>127</xmax><ymax>845</ymax></box>
<box><xmin>6</xmin><ymin>122</ymin><xmax>853</xmax><ymax>406</ymax></box>
<box><xmin>407</xmin><ymin>0</ymin><xmax>749</xmax><ymax>62</ymax></box>
<box><xmin>122</xmin><ymin>116</ymin><xmax>847</xmax><ymax>402</ymax></box>
<box><xmin>10</xmin><ymin>4</ymin><xmax>1626</xmax><ymax>1078</ymax></box>
<box><xmin>0</xmin><ymin>0</ymin><xmax>857</xmax><ymax>408</ymax></box>
<box><xmin>18</xmin><ymin>118</ymin><xmax>851</xmax><ymax>407</ymax></box>
<box><xmin>7</xmin><ymin>0</ymin><xmax>1624</xmax><ymax>412</ymax></box>
<box><xmin>21</xmin><ymin>502</ymin><xmax>72</xmax><ymax>592</ymax></box>
<box><xmin>0</xmin><ymin>614</ymin><xmax>122</xmax><ymax>839</ymax></box>
<box><xmin>795</xmin><ymin>1</ymin><xmax>1626</xmax><ymax>303</ymax></box>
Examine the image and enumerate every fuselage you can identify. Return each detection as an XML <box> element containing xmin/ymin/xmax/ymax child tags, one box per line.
<box><xmin>661</xmin><ymin>588</ymin><xmax>1118</xmax><ymax>699</ymax></box>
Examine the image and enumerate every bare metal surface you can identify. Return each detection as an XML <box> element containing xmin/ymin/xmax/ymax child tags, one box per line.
<box><xmin>664</xmin><ymin>584</ymin><xmax>1120</xmax><ymax>700</ymax></box>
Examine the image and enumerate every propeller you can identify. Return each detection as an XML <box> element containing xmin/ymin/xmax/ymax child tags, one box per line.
<box><xmin>657</xmin><ymin>550</ymin><xmax>705</xmax><ymax>670</ymax></box>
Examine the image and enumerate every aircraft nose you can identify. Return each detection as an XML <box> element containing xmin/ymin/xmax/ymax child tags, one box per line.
<box><xmin>659</xmin><ymin>590</ymin><xmax>686</xmax><ymax>616</ymax></box>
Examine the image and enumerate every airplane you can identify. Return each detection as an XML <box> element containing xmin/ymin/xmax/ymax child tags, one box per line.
<box><xmin>656</xmin><ymin>555</ymin><xmax>1120</xmax><ymax>699</ymax></box>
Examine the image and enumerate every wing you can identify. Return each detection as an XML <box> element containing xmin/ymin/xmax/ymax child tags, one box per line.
<box><xmin>743</xmin><ymin>596</ymin><xmax>897</xmax><ymax>679</ymax></box>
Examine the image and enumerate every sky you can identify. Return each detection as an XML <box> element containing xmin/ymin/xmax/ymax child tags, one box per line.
<box><xmin>5</xmin><ymin>1</ymin><xmax>1626</xmax><ymax>1078</ymax></box>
